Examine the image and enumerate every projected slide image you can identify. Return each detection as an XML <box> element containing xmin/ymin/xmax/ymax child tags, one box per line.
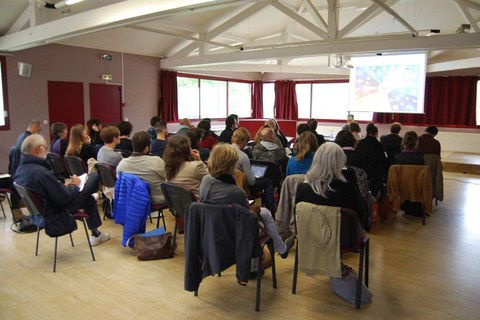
<box><xmin>354</xmin><ymin>65</ymin><xmax>420</xmax><ymax>112</ymax></box>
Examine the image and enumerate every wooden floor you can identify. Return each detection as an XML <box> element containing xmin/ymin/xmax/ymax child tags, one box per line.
<box><xmin>1</xmin><ymin>172</ymin><xmax>480</xmax><ymax>320</ymax></box>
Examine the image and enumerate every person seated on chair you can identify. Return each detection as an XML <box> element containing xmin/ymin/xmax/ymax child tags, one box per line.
<box><xmin>97</xmin><ymin>126</ymin><xmax>123</xmax><ymax>168</ymax></box>
<box><xmin>185</xmin><ymin>128</ymin><xmax>210</xmax><ymax>161</ymax></box>
<box><xmin>116</xmin><ymin>121</ymin><xmax>133</xmax><ymax>154</ymax></box>
<box><xmin>307</xmin><ymin>118</ymin><xmax>326</xmax><ymax>146</ymax></box>
<box><xmin>286</xmin><ymin>131</ymin><xmax>318</xmax><ymax>176</ymax></box>
<box><xmin>290</xmin><ymin>123</ymin><xmax>311</xmax><ymax>155</ymax></box>
<box><xmin>232</xmin><ymin>128</ymin><xmax>275</xmax><ymax>213</ymax></box>
<box><xmin>176</xmin><ymin>118</ymin><xmax>194</xmax><ymax>136</ymax></box>
<box><xmin>219</xmin><ymin>114</ymin><xmax>238</xmax><ymax>143</ymax></box>
<box><xmin>334</xmin><ymin>129</ymin><xmax>366</xmax><ymax>170</ymax></box>
<box><xmin>265</xmin><ymin>118</ymin><xmax>288</xmax><ymax>148</ymax></box>
<box><xmin>15</xmin><ymin>119</ymin><xmax>42</xmax><ymax>148</ymax></box>
<box><xmin>150</xmin><ymin>121</ymin><xmax>168</xmax><ymax>157</ymax></box>
<box><xmin>147</xmin><ymin>116</ymin><xmax>161</xmax><ymax>140</ymax></box>
<box><xmin>163</xmin><ymin>134</ymin><xmax>208</xmax><ymax>197</ymax></box>
<box><xmin>418</xmin><ymin>125</ymin><xmax>441</xmax><ymax>157</ymax></box>
<box><xmin>14</xmin><ymin>134</ymin><xmax>110</xmax><ymax>246</ymax></box>
<box><xmin>252</xmin><ymin>126</ymin><xmax>288</xmax><ymax>170</ymax></box>
<box><xmin>86</xmin><ymin>118</ymin><xmax>103</xmax><ymax>147</ymax></box>
<box><xmin>199</xmin><ymin>143</ymin><xmax>295</xmax><ymax>266</ymax></box>
<box><xmin>295</xmin><ymin>142</ymin><xmax>368</xmax><ymax>229</ymax></box>
<box><xmin>348</xmin><ymin>122</ymin><xmax>362</xmax><ymax>146</ymax></box>
<box><xmin>66</xmin><ymin>124</ymin><xmax>96</xmax><ymax>167</ymax></box>
<box><xmin>51</xmin><ymin>122</ymin><xmax>69</xmax><ymax>158</ymax></box>
<box><xmin>394</xmin><ymin>131</ymin><xmax>424</xmax><ymax>165</ymax></box>
<box><xmin>197</xmin><ymin>120</ymin><xmax>218</xmax><ymax>151</ymax></box>
<box><xmin>117</xmin><ymin>131</ymin><xmax>166</xmax><ymax>205</ymax></box>
<box><xmin>380</xmin><ymin>122</ymin><xmax>403</xmax><ymax>170</ymax></box>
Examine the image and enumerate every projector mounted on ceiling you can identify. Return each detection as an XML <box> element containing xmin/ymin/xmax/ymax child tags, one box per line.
<box><xmin>329</xmin><ymin>54</ymin><xmax>353</xmax><ymax>70</ymax></box>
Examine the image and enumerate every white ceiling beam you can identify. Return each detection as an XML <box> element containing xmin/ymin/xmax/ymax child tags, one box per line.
<box><xmin>272</xmin><ymin>1</ymin><xmax>328</xmax><ymax>39</ymax></box>
<box><xmin>218</xmin><ymin>32</ymin><xmax>251</xmax><ymax>43</ymax></box>
<box><xmin>327</xmin><ymin>0</ymin><xmax>338</xmax><ymax>40</ymax></box>
<box><xmin>370</xmin><ymin>0</ymin><xmax>418</xmax><ymax>36</ymax></box>
<box><xmin>304</xmin><ymin>0</ymin><xmax>327</xmax><ymax>30</ymax></box>
<box><xmin>459</xmin><ymin>0</ymin><xmax>480</xmax><ymax>11</ymax></box>
<box><xmin>338</xmin><ymin>0</ymin><xmax>398</xmax><ymax>38</ymax></box>
<box><xmin>205</xmin><ymin>1</ymin><xmax>272</xmax><ymax>41</ymax></box>
<box><xmin>427</xmin><ymin>56</ymin><xmax>480</xmax><ymax>73</ymax></box>
<box><xmin>0</xmin><ymin>0</ymin><xmax>241</xmax><ymax>52</ymax></box>
<box><xmin>7</xmin><ymin>0</ymin><xmax>37</xmax><ymax>34</ymax></box>
<box><xmin>161</xmin><ymin>33</ymin><xmax>480</xmax><ymax>68</ymax></box>
<box><xmin>456</xmin><ymin>0</ymin><xmax>480</xmax><ymax>33</ymax></box>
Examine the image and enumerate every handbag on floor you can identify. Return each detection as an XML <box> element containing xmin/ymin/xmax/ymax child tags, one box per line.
<box><xmin>130</xmin><ymin>227</ymin><xmax>174</xmax><ymax>260</ymax></box>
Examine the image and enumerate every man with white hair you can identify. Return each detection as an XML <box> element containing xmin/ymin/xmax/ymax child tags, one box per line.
<box><xmin>14</xmin><ymin>134</ymin><xmax>109</xmax><ymax>246</ymax></box>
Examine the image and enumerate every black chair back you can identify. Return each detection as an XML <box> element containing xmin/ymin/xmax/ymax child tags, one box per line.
<box><xmin>64</xmin><ymin>156</ymin><xmax>87</xmax><ymax>176</ymax></box>
<box><xmin>47</xmin><ymin>153</ymin><xmax>70</xmax><ymax>180</ymax></box>
<box><xmin>160</xmin><ymin>182</ymin><xmax>196</xmax><ymax>219</ymax></box>
<box><xmin>13</xmin><ymin>182</ymin><xmax>43</xmax><ymax>217</ymax></box>
<box><xmin>96</xmin><ymin>163</ymin><xmax>116</xmax><ymax>188</ymax></box>
<box><xmin>115</xmin><ymin>148</ymin><xmax>132</xmax><ymax>158</ymax></box>
<box><xmin>8</xmin><ymin>147</ymin><xmax>21</xmax><ymax>176</ymax></box>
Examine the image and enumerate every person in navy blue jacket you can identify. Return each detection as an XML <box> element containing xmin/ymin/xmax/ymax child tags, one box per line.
<box><xmin>14</xmin><ymin>134</ymin><xmax>110</xmax><ymax>246</ymax></box>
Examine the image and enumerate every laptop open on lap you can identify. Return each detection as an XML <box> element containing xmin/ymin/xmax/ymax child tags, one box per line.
<box><xmin>251</xmin><ymin>164</ymin><xmax>268</xmax><ymax>179</ymax></box>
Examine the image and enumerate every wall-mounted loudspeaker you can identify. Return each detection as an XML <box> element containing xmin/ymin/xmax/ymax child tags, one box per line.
<box><xmin>18</xmin><ymin>62</ymin><xmax>32</xmax><ymax>77</ymax></box>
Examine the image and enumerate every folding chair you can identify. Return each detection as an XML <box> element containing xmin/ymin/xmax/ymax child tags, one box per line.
<box><xmin>13</xmin><ymin>182</ymin><xmax>95</xmax><ymax>272</ymax></box>
<box><xmin>0</xmin><ymin>188</ymin><xmax>13</xmax><ymax>219</ymax></box>
<box><xmin>292</xmin><ymin>203</ymin><xmax>370</xmax><ymax>310</ymax></box>
<box><xmin>47</xmin><ymin>153</ymin><xmax>70</xmax><ymax>181</ymax></box>
<box><xmin>64</xmin><ymin>155</ymin><xmax>88</xmax><ymax>176</ymax></box>
<box><xmin>160</xmin><ymin>182</ymin><xmax>196</xmax><ymax>251</ymax></box>
<box><xmin>96</xmin><ymin>162</ymin><xmax>117</xmax><ymax>220</ymax></box>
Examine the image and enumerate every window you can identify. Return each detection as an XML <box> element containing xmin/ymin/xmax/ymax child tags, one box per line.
<box><xmin>177</xmin><ymin>75</ymin><xmax>252</xmax><ymax>119</ymax></box>
<box><xmin>228</xmin><ymin>82</ymin><xmax>251</xmax><ymax>118</ymax></box>
<box><xmin>263</xmin><ymin>83</ymin><xmax>274</xmax><ymax>119</ymax></box>
<box><xmin>177</xmin><ymin>77</ymin><xmax>199</xmax><ymax>119</ymax></box>
<box><xmin>296</xmin><ymin>82</ymin><xmax>373</xmax><ymax>121</ymax></box>
<box><xmin>0</xmin><ymin>56</ymin><xmax>10</xmax><ymax>130</ymax></box>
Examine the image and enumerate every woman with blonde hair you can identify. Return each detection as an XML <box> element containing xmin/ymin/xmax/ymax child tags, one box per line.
<box><xmin>295</xmin><ymin>142</ymin><xmax>367</xmax><ymax>228</ymax></box>
<box><xmin>286</xmin><ymin>131</ymin><xmax>318</xmax><ymax>176</ymax></box>
<box><xmin>199</xmin><ymin>143</ymin><xmax>294</xmax><ymax>272</ymax></box>
<box><xmin>66</xmin><ymin>124</ymin><xmax>96</xmax><ymax>165</ymax></box>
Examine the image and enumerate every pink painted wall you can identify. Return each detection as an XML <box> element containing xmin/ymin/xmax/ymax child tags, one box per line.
<box><xmin>0</xmin><ymin>44</ymin><xmax>160</xmax><ymax>171</ymax></box>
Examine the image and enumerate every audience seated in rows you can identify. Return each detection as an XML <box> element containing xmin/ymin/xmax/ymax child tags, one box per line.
<box><xmin>66</xmin><ymin>124</ymin><xmax>96</xmax><ymax>165</ymax></box>
<box><xmin>219</xmin><ymin>114</ymin><xmax>238</xmax><ymax>143</ymax></box>
<box><xmin>199</xmin><ymin>143</ymin><xmax>294</xmax><ymax>271</ymax></box>
<box><xmin>51</xmin><ymin>122</ymin><xmax>68</xmax><ymax>158</ymax></box>
<box><xmin>418</xmin><ymin>126</ymin><xmax>441</xmax><ymax>157</ymax></box>
<box><xmin>265</xmin><ymin>119</ymin><xmax>288</xmax><ymax>148</ymax></box>
<box><xmin>117</xmin><ymin>121</ymin><xmax>133</xmax><ymax>153</ymax></box>
<box><xmin>150</xmin><ymin>121</ymin><xmax>168</xmax><ymax>157</ymax></box>
<box><xmin>15</xmin><ymin>119</ymin><xmax>42</xmax><ymax>148</ymax></box>
<box><xmin>295</xmin><ymin>142</ymin><xmax>368</xmax><ymax>229</ymax></box>
<box><xmin>14</xmin><ymin>134</ymin><xmax>110</xmax><ymax>246</ymax></box>
<box><xmin>97</xmin><ymin>126</ymin><xmax>123</xmax><ymax>168</ymax></box>
<box><xmin>349</xmin><ymin>122</ymin><xmax>362</xmax><ymax>146</ymax></box>
<box><xmin>232</xmin><ymin>128</ymin><xmax>275</xmax><ymax>213</ymax></box>
<box><xmin>394</xmin><ymin>131</ymin><xmax>424</xmax><ymax>165</ymax></box>
<box><xmin>163</xmin><ymin>134</ymin><xmax>208</xmax><ymax>197</ymax></box>
<box><xmin>185</xmin><ymin>128</ymin><xmax>210</xmax><ymax>161</ymax></box>
<box><xmin>117</xmin><ymin>131</ymin><xmax>166</xmax><ymax>205</ymax></box>
<box><xmin>286</xmin><ymin>131</ymin><xmax>318</xmax><ymax>176</ymax></box>
<box><xmin>252</xmin><ymin>126</ymin><xmax>288</xmax><ymax>170</ymax></box>
<box><xmin>380</xmin><ymin>122</ymin><xmax>403</xmax><ymax>170</ymax></box>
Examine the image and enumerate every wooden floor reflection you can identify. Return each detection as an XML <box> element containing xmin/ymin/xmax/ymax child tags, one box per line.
<box><xmin>0</xmin><ymin>172</ymin><xmax>479</xmax><ymax>319</ymax></box>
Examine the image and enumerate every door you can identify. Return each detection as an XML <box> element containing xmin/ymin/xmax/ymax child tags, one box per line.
<box><xmin>48</xmin><ymin>81</ymin><xmax>84</xmax><ymax>136</ymax></box>
<box><xmin>89</xmin><ymin>83</ymin><xmax>122</xmax><ymax>124</ymax></box>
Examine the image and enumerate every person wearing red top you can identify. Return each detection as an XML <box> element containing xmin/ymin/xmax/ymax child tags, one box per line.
<box><xmin>197</xmin><ymin>120</ymin><xmax>218</xmax><ymax>150</ymax></box>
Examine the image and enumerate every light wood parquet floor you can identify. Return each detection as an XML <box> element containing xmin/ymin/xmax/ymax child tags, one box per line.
<box><xmin>1</xmin><ymin>172</ymin><xmax>479</xmax><ymax>320</ymax></box>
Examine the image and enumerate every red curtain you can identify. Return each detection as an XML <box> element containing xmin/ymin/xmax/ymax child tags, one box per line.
<box><xmin>274</xmin><ymin>80</ymin><xmax>298</xmax><ymax>120</ymax></box>
<box><xmin>373</xmin><ymin>76</ymin><xmax>479</xmax><ymax>127</ymax></box>
<box><xmin>251</xmin><ymin>81</ymin><xmax>263</xmax><ymax>119</ymax></box>
<box><xmin>159</xmin><ymin>69</ymin><xmax>178</xmax><ymax>122</ymax></box>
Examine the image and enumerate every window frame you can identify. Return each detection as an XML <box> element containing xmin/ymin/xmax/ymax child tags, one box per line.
<box><xmin>177</xmin><ymin>73</ymin><xmax>254</xmax><ymax>120</ymax></box>
<box><xmin>0</xmin><ymin>56</ymin><xmax>10</xmax><ymax>130</ymax></box>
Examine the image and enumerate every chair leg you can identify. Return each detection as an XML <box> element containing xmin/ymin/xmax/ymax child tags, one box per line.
<box><xmin>172</xmin><ymin>219</ymin><xmax>178</xmax><ymax>252</ymax></box>
<box><xmin>162</xmin><ymin>211</ymin><xmax>167</xmax><ymax>230</ymax></box>
<box><xmin>69</xmin><ymin>233</ymin><xmax>75</xmax><ymax>247</ymax></box>
<box><xmin>35</xmin><ymin>224</ymin><xmax>41</xmax><ymax>256</ymax></box>
<box><xmin>148</xmin><ymin>212</ymin><xmax>153</xmax><ymax>224</ymax></box>
<box><xmin>82</xmin><ymin>219</ymin><xmax>95</xmax><ymax>261</ymax></box>
<box><xmin>0</xmin><ymin>199</ymin><xmax>5</xmax><ymax>218</ymax></box>
<box><xmin>194</xmin><ymin>290</ymin><xmax>198</xmax><ymax>297</ymax></box>
<box><xmin>292</xmin><ymin>242</ymin><xmax>299</xmax><ymax>294</ymax></box>
<box><xmin>53</xmin><ymin>237</ymin><xmax>58</xmax><ymax>273</ymax></box>
<box><xmin>268</xmin><ymin>240</ymin><xmax>277</xmax><ymax>289</ymax></box>
<box><xmin>356</xmin><ymin>246</ymin><xmax>365</xmax><ymax>309</ymax></box>
<box><xmin>422</xmin><ymin>203</ymin><xmax>426</xmax><ymax>226</ymax></box>
<box><xmin>255</xmin><ymin>249</ymin><xmax>263</xmax><ymax>312</ymax></box>
<box><xmin>365</xmin><ymin>239</ymin><xmax>370</xmax><ymax>287</ymax></box>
